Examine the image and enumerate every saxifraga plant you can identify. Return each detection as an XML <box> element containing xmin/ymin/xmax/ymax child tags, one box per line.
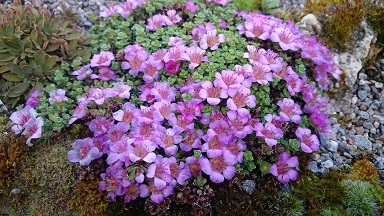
<box><xmin>0</xmin><ymin>0</ymin><xmax>91</xmax><ymax>108</ymax></box>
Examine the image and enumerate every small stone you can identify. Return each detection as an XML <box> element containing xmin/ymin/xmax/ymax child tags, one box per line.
<box><xmin>359</xmin><ymin>73</ymin><xmax>367</xmax><ymax>80</ymax></box>
<box><xmin>11</xmin><ymin>188</ymin><xmax>20</xmax><ymax>194</ymax></box>
<box><xmin>311</xmin><ymin>153</ymin><xmax>321</xmax><ymax>161</ymax></box>
<box><xmin>355</xmin><ymin>126</ymin><xmax>365</xmax><ymax>135</ymax></box>
<box><xmin>372</xmin><ymin>114</ymin><xmax>384</xmax><ymax>124</ymax></box>
<box><xmin>370</xmin><ymin>128</ymin><xmax>376</xmax><ymax>135</ymax></box>
<box><xmin>352</xmin><ymin>135</ymin><xmax>372</xmax><ymax>150</ymax></box>
<box><xmin>343</xmin><ymin>152</ymin><xmax>353</xmax><ymax>159</ymax></box>
<box><xmin>359</xmin><ymin>111</ymin><xmax>369</xmax><ymax>119</ymax></box>
<box><xmin>359</xmin><ymin>105</ymin><xmax>368</xmax><ymax>111</ymax></box>
<box><xmin>242</xmin><ymin>180</ymin><xmax>256</xmax><ymax>195</ymax></box>
<box><xmin>359</xmin><ymin>79</ymin><xmax>366</xmax><ymax>85</ymax></box>
<box><xmin>363</xmin><ymin>122</ymin><xmax>373</xmax><ymax>129</ymax></box>
<box><xmin>321</xmin><ymin>159</ymin><xmax>334</xmax><ymax>169</ymax></box>
<box><xmin>351</xmin><ymin>96</ymin><xmax>358</xmax><ymax>104</ymax></box>
<box><xmin>375</xmin><ymin>82</ymin><xmax>383</xmax><ymax>89</ymax></box>
<box><xmin>358</xmin><ymin>90</ymin><xmax>367</xmax><ymax>100</ymax></box>
<box><xmin>308</xmin><ymin>161</ymin><xmax>319</xmax><ymax>173</ymax></box>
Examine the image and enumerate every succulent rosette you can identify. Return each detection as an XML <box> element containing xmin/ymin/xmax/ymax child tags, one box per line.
<box><xmin>9</xmin><ymin>0</ymin><xmax>340</xmax><ymax>205</ymax></box>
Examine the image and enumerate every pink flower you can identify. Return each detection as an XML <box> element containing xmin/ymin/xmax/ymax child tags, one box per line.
<box><xmin>49</xmin><ymin>89</ymin><xmax>68</xmax><ymax>104</ymax></box>
<box><xmin>169</xmin><ymin>156</ymin><xmax>191</xmax><ymax>185</ymax></box>
<box><xmin>88</xmin><ymin>88</ymin><xmax>118</xmax><ymax>105</ymax></box>
<box><xmin>168</xmin><ymin>115</ymin><xmax>194</xmax><ymax>134</ymax></box>
<box><xmin>214</xmin><ymin>70</ymin><xmax>244</xmax><ymax>96</ymax></box>
<box><xmin>168</xmin><ymin>37</ymin><xmax>185</xmax><ymax>47</ymax></box>
<box><xmin>176</xmin><ymin>100</ymin><xmax>203</xmax><ymax>120</ymax></box>
<box><xmin>113</xmin><ymin>102</ymin><xmax>137</xmax><ymax>123</ymax></box>
<box><xmin>164</xmin><ymin>60</ymin><xmax>180</xmax><ymax>74</ymax></box>
<box><xmin>118</xmin><ymin>1</ymin><xmax>137</xmax><ymax>18</ymax></box>
<box><xmin>192</xmin><ymin>24</ymin><xmax>207</xmax><ymax>41</ymax></box>
<box><xmin>129</xmin><ymin>139</ymin><xmax>157</xmax><ymax>163</ymax></box>
<box><xmin>243</xmin><ymin>45</ymin><xmax>266</xmax><ymax>64</ymax></box>
<box><xmin>199</xmin><ymin>29</ymin><xmax>225</xmax><ymax>50</ymax></box>
<box><xmin>107</xmin><ymin>122</ymin><xmax>130</xmax><ymax>143</ymax></box>
<box><xmin>246</xmin><ymin>62</ymin><xmax>273</xmax><ymax>85</ymax></box>
<box><xmin>154</xmin><ymin>126</ymin><xmax>182</xmax><ymax>156</ymax></box>
<box><xmin>67</xmin><ymin>138</ymin><xmax>102</xmax><ymax>165</ymax></box>
<box><xmin>254</xmin><ymin>122</ymin><xmax>284</xmax><ymax>147</ymax></box>
<box><xmin>99</xmin><ymin>5</ymin><xmax>120</xmax><ymax>17</ymax></box>
<box><xmin>146</xmin><ymin>14</ymin><xmax>170</xmax><ymax>31</ymax></box>
<box><xmin>26</xmin><ymin>88</ymin><xmax>42</xmax><ymax>108</ymax></box>
<box><xmin>200</xmin><ymin>151</ymin><xmax>236</xmax><ymax>183</ymax></box>
<box><xmin>138</xmin><ymin>83</ymin><xmax>156</xmax><ymax>103</ymax></box>
<box><xmin>72</xmin><ymin>64</ymin><xmax>93</xmax><ymax>80</ymax></box>
<box><xmin>90</xmin><ymin>51</ymin><xmax>114</xmax><ymax>67</ymax></box>
<box><xmin>201</xmin><ymin>134</ymin><xmax>227</xmax><ymax>158</ymax></box>
<box><xmin>226</xmin><ymin>110</ymin><xmax>253</xmax><ymax>139</ymax></box>
<box><xmin>206</xmin><ymin>0</ymin><xmax>227</xmax><ymax>6</ymax></box>
<box><xmin>269</xmin><ymin>25</ymin><xmax>301</xmax><ymax>51</ymax></box>
<box><xmin>163</xmin><ymin>46</ymin><xmax>185</xmax><ymax>63</ymax></box>
<box><xmin>179</xmin><ymin>129</ymin><xmax>204</xmax><ymax>152</ymax></box>
<box><xmin>181</xmin><ymin>46</ymin><xmax>209</xmax><ymax>70</ymax></box>
<box><xmin>185</xmin><ymin>1</ymin><xmax>198</xmax><ymax>13</ymax></box>
<box><xmin>225</xmin><ymin>138</ymin><xmax>246</xmax><ymax>163</ymax></box>
<box><xmin>68</xmin><ymin>97</ymin><xmax>89</xmax><ymax>124</ymax></box>
<box><xmin>139</xmin><ymin>180</ymin><xmax>174</xmax><ymax>204</ymax></box>
<box><xmin>99</xmin><ymin>167</ymin><xmax>121</xmax><ymax>201</ymax></box>
<box><xmin>166</xmin><ymin>10</ymin><xmax>181</xmax><ymax>25</ymax></box>
<box><xmin>199</xmin><ymin>81</ymin><xmax>225</xmax><ymax>105</ymax></box>
<box><xmin>284</xmin><ymin>73</ymin><xmax>304</xmax><ymax>96</ymax></box>
<box><xmin>226</xmin><ymin>86</ymin><xmax>256</xmax><ymax>112</ymax></box>
<box><xmin>309</xmin><ymin>107</ymin><xmax>327</xmax><ymax>127</ymax></box>
<box><xmin>275</xmin><ymin>65</ymin><xmax>295</xmax><ymax>80</ymax></box>
<box><xmin>185</xmin><ymin>156</ymin><xmax>204</xmax><ymax>177</ymax></box>
<box><xmin>153</xmin><ymin>100</ymin><xmax>176</xmax><ymax>121</ymax></box>
<box><xmin>277</xmin><ymin>98</ymin><xmax>302</xmax><ymax>124</ymax></box>
<box><xmin>295</xmin><ymin>127</ymin><xmax>320</xmax><ymax>153</ymax></box>
<box><xmin>114</xmin><ymin>83</ymin><xmax>132</xmax><ymax>99</ymax></box>
<box><xmin>151</xmin><ymin>82</ymin><xmax>177</xmax><ymax>102</ymax></box>
<box><xmin>91</xmin><ymin>67</ymin><xmax>118</xmax><ymax>81</ymax></box>
<box><xmin>146</xmin><ymin>155</ymin><xmax>173</xmax><ymax>190</ymax></box>
<box><xmin>219</xmin><ymin>19</ymin><xmax>227</xmax><ymax>28</ymax></box>
<box><xmin>22</xmin><ymin>116</ymin><xmax>44</xmax><ymax>146</ymax></box>
<box><xmin>142</xmin><ymin>57</ymin><xmax>163</xmax><ymax>83</ymax></box>
<box><xmin>136</xmin><ymin>105</ymin><xmax>163</xmax><ymax>125</ymax></box>
<box><xmin>107</xmin><ymin>138</ymin><xmax>134</xmax><ymax>166</ymax></box>
<box><xmin>258</xmin><ymin>49</ymin><xmax>285</xmax><ymax>73</ymax></box>
<box><xmin>89</xmin><ymin>115</ymin><xmax>114</xmax><ymax>137</ymax></box>
<box><xmin>238</xmin><ymin>19</ymin><xmax>271</xmax><ymax>40</ymax></box>
<box><xmin>270</xmin><ymin>152</ymin><xmax>299</xmax><ymax>184</ymax></box>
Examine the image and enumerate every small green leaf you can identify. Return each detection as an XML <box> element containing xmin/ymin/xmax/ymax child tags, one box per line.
<box><xmin>6</xmin><ymin>63</ymin><xmax>23</xmax><ymax>75</ymax></box>
<box><xmin>22</xmin><ymin>65</ymin><xmax>34</xmax><ymax>75</ymax></box>
<box><xmin>0</xmin><ymin>66</ymin><xmax>8</xmax><ymax>74</ymax></box>
<box><xmin>5</xmin><ymin>23</ymin><xmax>14</xmax><ymax>37</ymax></box>
<box><xmin>2</xmin><ymin>73</ymin><xmax>23</xmax><ymax>82</ymax></box>
<box><xmin>42</xmin><ymin>57</ymin><xmax>57</xmax><ymax>70</ymax></box>
<box><xmin>45</xmin><ymin>43</ymin><xmax>60</xmax><ymax>52</ymax></box>
<box><xmin>6</xmin><ymin>82</ymin><xmax>30</xmax><ymax>97</ymax></box>
<box><xmin>34</xmin><ymin>51</ymin><xmax>46</xmax><ymax>66</ymax></box>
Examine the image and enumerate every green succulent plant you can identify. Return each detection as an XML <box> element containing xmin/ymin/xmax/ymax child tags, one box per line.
<box><xmin>0</xmin><ymin>0</ymin><xmax>91</xmax><ymax>108</ymax></box>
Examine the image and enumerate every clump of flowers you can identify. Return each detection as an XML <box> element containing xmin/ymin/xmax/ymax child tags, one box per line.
<box><xmin>9</xmin><ymin>0</ymin><xmax>341</xmax><ymax>212</ymax></box>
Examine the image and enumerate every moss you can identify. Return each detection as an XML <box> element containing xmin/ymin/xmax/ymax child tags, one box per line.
<box><xmin>233</xmin><ymin>0</ymin><xmax>262</xmax><ymax>12</ymax></box>
<box><xmin>341</xmin><ymin>179</ymin><xmax>379</xmax><ymax>216</ymax></box>
<box><xmin>70</xmin><ymin>179</ymin><xmax>110</xmax><ymax>216</ymax></box>
<box><xmin>347</xmin><ymin>159</ymin><xmax>380</xmax><ymax>182</ymax></box>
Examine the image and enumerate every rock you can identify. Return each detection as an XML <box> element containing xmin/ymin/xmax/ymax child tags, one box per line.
<box><xmin>351</xmin><ymin>96</ymin><xmax>358</xmax><ymax>104</ymax></box>
<box><xmin>359</xmin><ymin>111</ymin><xmax>370</xmax><ymax>119</ymax></box>
<box><xmin>372</xmin><ymin>114</ymin><xmax>384</xmax><ymax>124</ymax></box>
<box><xmin>242</xmin><ymin>180</ymin><xmax>256</xmax><ymax>195</ymax></box>
<box><xmin>355</xmin><ymin>126</ymin><xmax>365</xmax><ymax>135</ymax></box>
<box><xmin>363</xmin><ymin>122</ymin><xmax>373</xmax><ymax>129</ymax></box>
<box><xmin>375</xmin><ymin>82</ymin><xmax>383</xmax><ymax>89</ymax></box>
<box><xmin>352</xmin><ymin>135</ymin><xmax>372</xmax><ymax>150</ymax></box>
<box><xmin>358</xmin><ymin>90</ymin><xmax>368</xmax><ymax>100</ymax></box>
<box><xmin>321</xmin><ymin>159</ymin><xmax>334</xmax><ymax>169</ymax></box>
<box><xmin>296</xmin><ymin>14</ymin><xmax>322</xmax><ymax>36</ymax></box>
<box><xmin>308</xmin><ymin>161</ymin><xmax>319</xmax><ymax>173</ymax></box>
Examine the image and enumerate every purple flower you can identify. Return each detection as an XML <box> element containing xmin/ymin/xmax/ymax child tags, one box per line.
<box><xmin>277</xmin><ymin>98</ymin><xmax>302</xmax><ymax>124</ymax></box>
<box><xmin>10</xmin><ymin>107</ymin><xmax>38</xmax><ymax>131</ymax></box>
<box><xmin>180</xmin><ymin>46</ymin><xmax>209</xmax><ymax>70</ymax></box>
<box><xmin>258</xmin><ymin>49</ymin><xmax>285</xmax><ymax>73</ymax></box>
<box><xmin>154</xmin><ymin>126</ymin><xmax>182</xmax><ymax>156</ymax></box>
<box><xmin>122</xmin><ymin>45</ymin><xmax>148</xmax><ymax>76</ymax></box>
<box><xmin>164</xmin><ymin>60</ymin><xmax>180</xmax><ymax>74</ymax></box>
<box><xmin>200</xmin><ymin>29</ymin><xmax>225</xmax><ymax>50</ymax></box>
<box><xmin>146</xmin><ymin>14</ymin><xmax>170</xmax><ymax>31</ymax></box>
<box><xmin>200</xmin><ymin>151</ymin><xmax>236</xmax><ymax>183</ymax></box>
<box><xmin>69</xmin><ymin>97</ymin><xmax>89</xmax><ymax>124</ymax></box>
<box><xmin>26</xmin><ymin>88</ymin><xmax>42</xmax><ymax>108</ymax></box>
<box><xmin>219</xmin><ymin>19</ymin><xmax>227</xmax><ymax>28</ymax></box>
<box><xmin>192</xmin><ymin>24</ymin><xmax>207</xmax><ymax>41</ymax></box>
<box><xmin>284</xmin><ymin>73</ymin><xmax>304</xmax><ymax>96</ymax></box>
<box><xmin>295</xmin><ymin>127</ymin><xmax>320</xmax><ymax>153</ymax></box>
<box><xmin>99</xmin><ymin>167</ymin><xmax>121</xmax><ymax>201</ymax></box>
<box><xmin>163</xmin><ymin>46</ymin><xmax>185</xmax><ymax>63</ymax></box>
<box><xmin>226</xmin><ymin>110</ymin><xmax>253</xmax><ymax>139</ymax></box>
<box><xmin>269</xmin><ymin>24</ymin><xmax>301</xmax><ymax>51</ymax></box>
<box><xmin>227</xmin><ymin>86</ymin><xmax>256</xmax><ymax>112</ymax></box>
<box><xmin>137</xmin><ymin>105</ymin><xmax>163</xmax><ymax>125</ymax></box>
<box><xmin>118</xmin><ymin>1</ymin><xmax>137</xmax><ymax>18</ymax></box>
<box><xmin>119</xmin><ymin>183</ymin><xmax>140</xmax><ymax>203</ymax></box>
<box><xmin>238</xmin><ymin>19</ymin><xmax>271</xmax><ymax>40</ymax></box>
<box><xmin>185</xmin><ymin>156</ymin><xmax>205</xmax><ymax>177</ymax></box>
<box><xmin>113</xmin><ymin>83</ymin><xmax>132</xmax><ymax>99</ymax></box>
<box><xmin>168</xmin><ymin>37</ymin><xmax>185</xmax><ymax>47</ymax></box>
<box><xmin>270</xmin><ymin>152</ymin><xmax>299</xmax><ymax>184</ymax></box>
<box><xmin>107</xmin><ymin>138</ymin><xmax>134</xmax><ymax>166</ymax></box>
<box><xmin>254</xmin><ymin>122</ymin><xmax>284</xmax><ymax>147</ymax></box>
<box><xmin>185</xmin><ymin>1</ymin><xmax>198</xmax><ymax>13</ymax></box>
<box><xmin>107</xmin><ymin>122</ymin><xmax>130</xmax><ymax>143</ymax></box>
<box><xmin>49</xmin><ymin>89</ymin><xmax>68</xmax><ymax>104</ymax></box>
<box><xmin>176</xmin><ymin>100</ymin><xmax>203</xmax><ymax>120</ymax></box>
<box><xmin>141</xmin><ymin>57</ymin><xmax>163</xmax><ymax>83</ymax></box>
<box><xmin>88</xmin><ymin>87</ymin><xmax>118</xmax><ymax>105</ymax></box>
<box><xmin>168</xmin><ymin>115</ymin><xmax>194</xmax><ymax>134</ymax></box>
<box><xmin>246</xmin><ymin>62</ymin><xmax>273</xmax><ymax>85</ymax></box>
<box><xmin>91</xmin><ymin>67</ymin><xmax>118</xmax><ymax>81</ymax></box>
<box><xmin>179</xmin><ymin>129</ymin><xmax>204</xmax><ymax>152</ymax></box>
<box><xmin>243</xmin><ymin>45</ymin><xmax>266</xmax><ymax>64</ymax></box>
<box><xmin>153</xmin><ymin>101</ymin><xmax>176</xmax><ymax>121</ymax></box>
<box><xmin>67</xmin><ymin>138</ymin><xmax>102</xmax><ymax>165</ymax></box>
<box><xmin>129</xmin><ymin>139</ymin><xmax>157</xmax><ymax>163</ymax></box>
<box><xmin>199</xmin><ymin>81</ymin><xmax>224</xmax><ymax>105</ymax></box>
<box><xmin>90</xmin><ymin>51</ymin><xmax>114</xmax><ymax>67</ymax></box>
<box><xmin>169</xmin><ymin>156</ymin><xmax>191</xmax><ymax>185</ymax></box>
<box><xmin>113</xmin><ymin>102</ymin><xmax>137</xmax><ymax>123</ymax></box>
<box><xmin>201</xmin><ymin>134</ymin><xmax>227</xmax><ymax>158</ymax></box>
<box><xmin>166</xmin><ymin>10</ymin><xmax>181</xmax><ymax>25</ymax></box>
<box><xmin>22</xmin><ymin>116</ymin><xmax>44</xmax><ymax>146</ymax></box>
<box><xmin>225</xmin><ymin>138</ymin><xmax>246</xmax><ymax>163</ymax></box>
<box><xmin>89</xmin><ymin>115</ymin><xmax>114</xmax><ymax>136</ymax></box>
<box><xmin>72</xmin><ymin>64</ymin><xmax>93</xmax><ymax>80</ymax></box>
<box><xmin>151</xmin><ymin>82</ymin><xmax>177</xmax><ymax>102</ymax></box>
<box><xmin>146</xmin><ymin>155</ymin><xmax>173</xmax><ymax>190</ymax></box>
<box><xmin>140</xmin><ymin>180</ymin><xmax>174</xmax><ymax>204</ymax></box>
<box><xmin>206</xmin><ymin>0</ymin><xmax>227</xmax><ymax>6</ymax></box>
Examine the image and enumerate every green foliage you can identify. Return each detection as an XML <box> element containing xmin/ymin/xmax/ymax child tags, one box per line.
<box><xmin>0</xmin><ymin>0</ymin><xmax>91</xmax><ymax>108</ymax></box>
<box><xmin>233</xmin><ymin>0</ymin><xmax>280</xmax><ymax>14</ymax></box>
<box><xmin>341</xmin><ymin>179</ymin><xmax>379</xmax><ymax>216</ymax></box>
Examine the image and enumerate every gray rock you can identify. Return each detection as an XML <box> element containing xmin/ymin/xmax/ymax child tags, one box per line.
<box><xmin>375</xmin><ymin>82</ymin><xmax>383</xmax><ymax>89</ymax></box>
<box><xmin>242</xmin><ymin>180</ymin><xmax>256</xmax><ymax>195</ymax></box>
<box><xmin>359</xmin><ymin>111</ymin><xmax>370</xmax><ymax>119</ymax></box>
<box><xmin>351</xmin><ymin>96</ymin><xmax>358</xmax><ymax>104</ymax></box>
<box><xmin>321</xmin><ymin>159</ymin><xmax>334</xmax><ymax>169</ymax></box>
<box><xmin>296</xmin><ymin>14</ymin><xmax>322</xmax><ymax>36</ymax></box>
<box><xmin>308</xmin><ymin>161</ymin><xmax>319</xmax><ymax>173</ymax></box>
<box><xmin>352</xmin><ymin>135</ymin><xmax>372</xmax><ymax>150</ymax></box>
<box><xmin>372</xmin><ymin>114</ymin><xmax>384</xmax><ymax>124</ymax></box>
<box><xmin>363</xmin><ymin>122</ymin><xmax>373</xmax><ymax>129</ymax></box>
<box><xmin>358</xmin><ymin>90</ymin><xmax>368</xmax><ymax>100</ymax></box>
<box><xmin>359</xmin><ymin>73</ymin><xmax>368</xmax><ymax>80</ymax></box>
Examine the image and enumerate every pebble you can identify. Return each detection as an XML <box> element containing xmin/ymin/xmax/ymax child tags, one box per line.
<box><xmin>352</xmin><ymin>135</ymin><xmax>373</xmax><ymax>151</ymax></box>
<box><xmin>321</xmin><ymin>160</ymin><xmax>334</xmax><ymax>169</ymax></box>
<box><xmin>358</xmin><ymin>90</ymin><xmax>368</xmax><ymax>100</ymax></box>
<box><xmin>375</xmin><ymin>82</ymin><xmax>383</xmax><ymax>89</ymax></box>
<box><xmin>359</xmin><ymin>111</ymin><xmax>370</xmax><ymax>119</ymax></box>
